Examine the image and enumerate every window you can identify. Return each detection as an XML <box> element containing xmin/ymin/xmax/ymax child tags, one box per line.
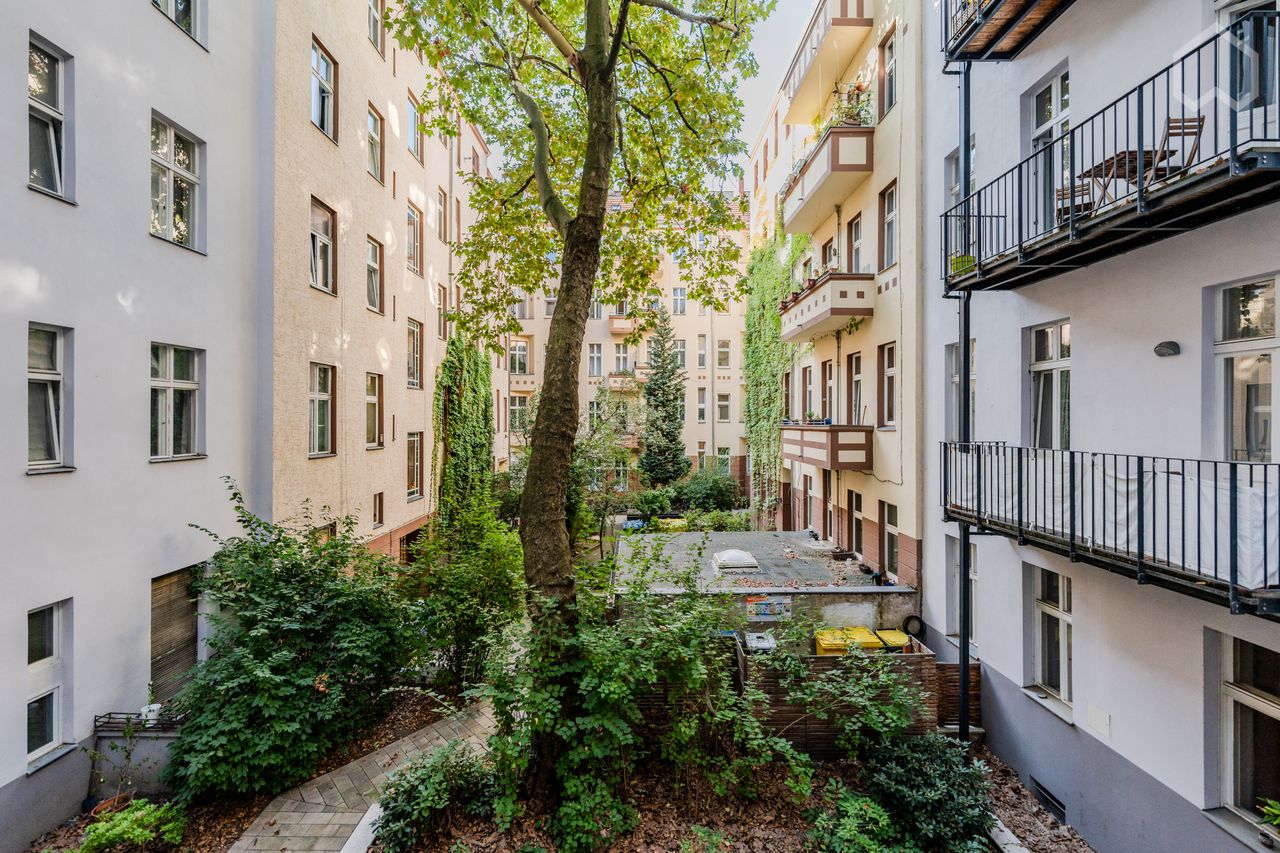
<box><xmin>512</xmin><ymin>290</ymin><xmax>530</xmax><ymax>320</ymax></box>
<box><xmin>29</xmin><ymin>40</ymin><xmax>67</xmax><ymax>197</ymax></box>
<box><xmin>716</xmin><ymin>446</ymin><xmax>731</xmax><ymax>473</ymax></box>
<box><xmin>802</xmin><ymin>366</ymin><xmax>814</xmax><ymax>416</ymax></box>
<box><xmin>880</xmin><ymin>502</ymin><xmax>899</xmax><ymax>577</ymax></box>
<box><xmin>782</xmin><ymin>371</ymin><xmax>792</xmax><ymax>420</ymax></box>
<box><xmin>697</xmin><ymin>387</ymin><xmax>707</xmax><ymax>423</ymax></box>
<box><xmin>717</xmin><ymin>393</ymin><xmax>731</xmax><ymax>423</ymax></box>
<box><xmin>436</xmin><ymin>189</ymin><xmax>448</xmax><ymax>242</ymax></box>
<box><xmin>407</xmin><ymin>319</ymin><xmax>423</xmax><ymax>388</ymax></box>
<box><xmin>372</xmin><ymin>492</ymin><xmax>384</xmax><ymax>526</ymax></box>
<box><xmin>307</xmin><ymin>199</ymin><xmax>336</xmax><ymax>293</ymax></box>
<box><xmin>946</xmin><ymin>340</ymin><xmax>976</xmax><ymax>441</ymax></box>
<box><xmin>150</xmin><ymin>344</ymin><xmax>201</xmax><ymax>460</ymax></box>
<box><xmin>365</xmin><ymin>373</ymin><xmax>383</xmax><ymax>448</ymax></box>
<box><xmin>697</xmin><ymin>335</ymin><xmax>707</xmax><ymax>369</ymax></box>
<box><xmin>614</xmin><ymin>343</ymin><xmax>630</xmax><ymax>373</ymax></box>
<box><xmin>509</xmin><ymin>340</ymin><xmax>529</xmax><ymax>374</ymax></box>
<box><xmin>1029</xmin><ymin>321</ymin><xmax>1070</xmax><ymax>449</ymax></box>
<box><xmin>821</xmin><ymin>238</ymin><xmax>835</xmax><ymax>271</ymax></box>
<box><xmin>436</xmin><ymin>284</ymin><xmax>448</xmax><ymax>338</ymax></box>
<box><xmin>310</xmin><ymin>40</ymin><xmax>336</xmax><ymax>139</ymax></box>
<box><xmin>368</xmin><ymin>0</ymin><xmax>384</xmax><ymax>50</ymax></box>
<box><xmin>1223</xmin><ymin>638</ymin><xmax>1280</xmax><ymax>825</ymax></box>
<box><xmin>879</xmin><ymin>29</ymin><xmax>897</xmax><ymax>117</ymax></box>
<box><xmin>308</xmin><ymin>363</ymin><xmax>334</xmax><ymax>455</ymax></box>
<box><xmin>366</xmin><ymin>106</ymin><xmax>383</xmax><ymax>181</ymax></box>
<box><xmin>698</xmin><ymin>298</ymin><xmax>708</xmax><ymax>317</ymax></box>
<box><xmin>366</xmin><ymin>237</ymin><xmax>383</xmax><ymax>310</ymax></box>
<box><xmin>407</xmin><ymin>204</ymin><xmax>423</xmax><ymax>274</ymax></box>
<box><xmin>150</xmin><ymin>568</ymin><xmax>197</xmax><ymax>704</ymax></box>
<box><xmin>1217</xmin><ymin>281</ymin><xmax>1275</xmax><ymax>462</ymax></box>
<box><xmin>879</xmin><ymin>343</ymin><xmax>897</xmax><ymax>426</ymax></box>
<box><xmin>27</xmin><ymin>602</ymin><xmax>68</xmax><ymax>761</ymax></box>
<box><xmin>406</xmin><ymin>432</ymin><xmax>422</xmax><ymax>498</ymax></box>
<box><xmin>150</xmin><ymin>117</ymin><xmax>199</xmax><ymax>248</ymax></box>
<box><xmin>717</xmin><ymin>339</ymin><xmax>731</xmax><ymax>369</ymax></box>
<box><xmin>879</xmin><ymin>182</ymin><xmax>897</xmax><ymax>269</ymax></box>
<box><xmin>847</xmin><ymin>352</ymin><xmax>863</xmax><ymax>425</ymax></box>
<box><xmin>674</xmin><ymin>339</ymin><xmax>686</xmax><ymax>369</ymax></box>
<box><xmin>1033</xmin><ymin>567</ymin><xmax>1073</xmax><ymax>704</ymax></box>
<box><xmin>820</xmin><ymin>360</ymin><xmax>832</xmax><ymax>420</ymax></box>
<box><xmin>589</xmin><ymin>299</ymin><xmax>602</xmax><ymax>320</ymax></box>
<box><xmin>850</xmin><ymin>491</ymin><xmax>864</xmax><ymax>558</ymax></box>
<box><xmin>672</xmin><ymin>287</ymin><xmax>687</xmax><ymax>315</ymax></box>
<box><xmin>946</xmin><ymin>536</ymin><xmax>977</xmax><ymax>641</ymax></box>
<box><xmin>1030</xmin><ymin>70</ymin><xmax>1070</xmax><ymax>233</ymax></box>
<box><xmin>153</xmin><ymin>0</ymin><xmax>196</xmax><ymax>36</ymax></box>
<box><xmin>588</xmin><ymin>400</ymin><xmax>603</xmax><ymax>429</ymax></box>
<box><xmin>847</xmin><ymin>216</ymin><xmax>863</xmax><ymax>274</ymax></box>
<box><xmin>28</xmin><ymin>324</ymin><xmax>67</xmax><ymax>469</ymax></box>
<box><xmin>406</xmin><ymin>93</ymin><xmax>422</xmax><ymax>160</ymax></box>
<box><xmin>697</xmin><ymin>441</ymin><xmax>707</xmax><ymax>470</ymax></box>
<box><xmin>510</xmin><ymin>395</ymin><xmax>529</xmax><ymax>431</ymax></box>
<box><xmin>545</xmin><ymin>296</ymin><xmax>557</xmax><ymax>318</ymax></box>
<box><xmin>588</xmin><ymin>343</ymin><xmax>602</xmax><ymax>377</ymax></box>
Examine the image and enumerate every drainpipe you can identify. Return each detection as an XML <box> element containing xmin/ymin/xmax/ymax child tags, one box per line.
<box><xmin>957</xmin><ymin>61</ymin><xmax>974</xmax><ymax>753</ymax></box>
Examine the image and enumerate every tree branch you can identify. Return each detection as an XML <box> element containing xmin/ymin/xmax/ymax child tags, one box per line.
<box><xmin>606</xmin><ymin>0</ymin><xmax>633</xmax><ymax>73</ymax></box>
<box><xmin>512</xmin><ymin>0</ymin><xmax>580</xmax><ymax>67</ymax></box>
<box><xmin>630</xmin><ymin>0</ymin><xmax>740</xmax><ymax>34</ymax></box>
<box><xmin>511</xmin><ymin>77</ymin><xmax>570</xmax><ymax>237</ymax></box>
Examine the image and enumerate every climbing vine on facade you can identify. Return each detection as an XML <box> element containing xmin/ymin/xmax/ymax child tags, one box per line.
<box><xmin>743</xmin><ymin>234</ymin><xmax>807</xmax><ymax>525</ymax></box>
<box><xmin>431</xmin><ymin>333</ymin><xmax>494</xmax><ymax>539</ymax></box>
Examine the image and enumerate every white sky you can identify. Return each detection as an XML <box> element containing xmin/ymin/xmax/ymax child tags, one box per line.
<box><xmin>736</xmin><ymin>0</ymin><xmax>813</xmax><ymax>169</ymax></box>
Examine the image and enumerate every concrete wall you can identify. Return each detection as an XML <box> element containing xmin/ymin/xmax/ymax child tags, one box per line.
<box><xmin>0</xmin><ymin>1</ymin><xmax>273</xmax><ymax>846</ymax></box>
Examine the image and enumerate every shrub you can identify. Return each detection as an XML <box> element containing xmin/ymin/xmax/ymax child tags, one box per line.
<box><xmin>633</xmin><ymin>488</ymin><xmax>673</xmax><ymax>521</ymax></box>
<box><xmin>681</xmin><ymin>469</ymin><xmax>741</xmax><ymax>512</ymax></box>
<box><xmin>685</xmin><ymin>509</ymin><xmax>751</xmax><ymax>532</ymax></box>
<box><xmin>865</xmin><ymin>733</ymin><xmax>994</xmax><ymax>851</ymax></box>
<box><xmin>805</xmin><ymin>780</ymin><xmax>914</xmax><ymax>853</ymax></box>
<box><xmin>78</xmin><ymin>799</ymin><xmax>185</xmax><ymax>852</ymax></box>
<box><xmin>163</xmin><ymin>485</ymin><xmax>419</xmax><ymax>801</ymax></box>
<box><xmin>375</xmin><ymin>739</ymin><xmax>495</xmax><ymax>853</ymax></box>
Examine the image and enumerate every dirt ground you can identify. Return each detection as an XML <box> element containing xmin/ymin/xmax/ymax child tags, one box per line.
<box><xmin>981</xmin><ymin>749</ymin><xmax>1095</xmax><ymax>853</ymax></box>
<box><xmin>26</xmin><ymin>688</ymin><xmax>454</xmax><ymax>853</ymax></box>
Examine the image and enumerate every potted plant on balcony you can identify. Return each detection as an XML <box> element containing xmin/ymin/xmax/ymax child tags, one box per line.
<box><xmin>803</xmin><ymin>410</ymin><xmax>820</xmax><ymax>425</ymax></box>
<box><xmin>950</xmin><ymin>254</ymin><xmax>977</xmax><ymax>277</ymax></box>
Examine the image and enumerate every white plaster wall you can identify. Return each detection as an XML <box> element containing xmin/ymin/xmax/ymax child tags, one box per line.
<box><xmin>0</xmin><ymin>1</ymin><xmax>272</xmax><ymax>789</ymax></box>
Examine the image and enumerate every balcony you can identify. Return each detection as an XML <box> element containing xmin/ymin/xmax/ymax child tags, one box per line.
<box><xmin>607</xmin><ymin>371</ymin><xmax>640</xmax><ymax>393</ymax></box>
<box><xmin>619</xmin><ymin>433</ymin><xmax>640</xmax><ymax>450</ymax></box>
<box><xmin>942</xmin><ymin>0</ymin><xmax>1077</xmax><ymax>62</ymax></box>
<box><xmin>943</xmin><ymin>12</ymin><xmax>1280</xmax><ymax>292</ymax></box>
<box><xmin>780</xmin><ymin>423</ymin><xmax>873</xmax><ymax>473</ymax></box>
<box><xmin>781</xmin><ymin>123</ymin><xmax>875</xmax><ymax>234</ymax></box>
<box><xmin>779</xmin><ymin>270</ymin><xmax>875</xmax><ymax>343</ymax></box>
<box><xmin>609</xmin><ymin>314</ymin><xmax>638</xmax><ymax>336</ymax></box>
<box><xmin>941</xmin><ymin>442</ymin><xmax>1280</xmax><ymax>617</ymax></box>
<box><xmin>782</xmin><ymin>0</ymin><xmax>874</xmax><ymax>124</ymax></box>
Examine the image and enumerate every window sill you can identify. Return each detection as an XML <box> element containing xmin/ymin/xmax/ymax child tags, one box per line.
<box><xmin>878</xmin><ymin>425</ymin><xmax>897</xmax><ymax>432</ymax></box>
<box><xmin>154</xmin><ymin>7</ymin><xmax>209</xmax><ymax>50</ymax></box>
<box><xmin>27</xmin><ymin>465</ymin><xmax>76</xmax><ymax>476</ymax></box>
<box><xmin>368</xmin><ymin>172</ymin><xmax>385</xmax><ymax>185</ymax></box>
<box><xmin>944</xmin><ymin>634</ymin><xmax>979</xmax><ymax>657</ymax></box>
<box><xmin>150</xmin><ymin>454</ymin><xmax>207</xmax><ymax>464</ymax></box>
<box><xmin>312</xmin><ymin>122</ymin><xmax>339</xmax><ymax>146</ymax></box>
<box><xmin>150</xmin><ymin>233</ymin><xmax>207</xmax><ymax>256</ymax></box>
<box><xmin>1022</xmin><ymin>686</ymin><xmax>1074</xmax><ymax>725</ymax></box>
<box><xmin>406</xmin><ymin>494</ymin><xmax>424</xmax><ymax>503</ymax></box>
<box><xmin>29</xmin><ymin>184</ymin><xmax>77</xmax><ymax>206</ymax></box>
<box><xmin>408</xmin><ymin>383</ymin><xmax>422</xmax><ymax>391</ymax></box>
<box><xmin>310</xmin><ymin>283</ymin><xmax>338</xmax><ymax>298</ymax></box>
<box><xmin>1204</xmin><ymin>808</ymin><xmax>1279</xmax><ymax>851</ymax></box>
<box><xmin>27</xmin><ymin>743</ymin><xmax>77</xmax><ymax>776</ymax></box>
<box><xmin>308</xmin><ymin>452</ymin><xmax>337</xmax><ymax>460</ymax></box>
<box><xmin>366</xmin><ymin>444</ymin><xmax>384</xmax><ymax>451</ymax></box>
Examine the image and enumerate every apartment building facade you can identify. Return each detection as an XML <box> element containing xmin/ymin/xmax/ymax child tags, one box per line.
<box><xmin>502</xmin><ymin>222</ymin><xmax>751</xmax><ymax>487</ymax></box>
<box><xmin>747</xmin><ymin>0</ymin><xmax>926</xmax><ymax>588</ymax></box>
<box><xmin>271</xmin><ymin>0</ymin><xmax>495</xmax><ymax>559</ymax></box>
<box><xmin>2</xmin><ymin>2</ymin><xmax>273</xmax><ymax>847</ymax></box>
<box><xmin>921</xmin><ymin>1</ymin><xmax>1280</xmax><ymax>849</ymax></box>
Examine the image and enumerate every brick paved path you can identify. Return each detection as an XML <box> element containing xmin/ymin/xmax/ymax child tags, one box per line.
<box><xmin>229</xmin><ymin>702</ymin><xmax>494</xmax><ymax>852</ymax></box>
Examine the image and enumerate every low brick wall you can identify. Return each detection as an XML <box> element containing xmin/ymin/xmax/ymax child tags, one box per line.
<box><xmin>937</xmin><ymin>661</ymin><xmax>982</xmax><ymax>729</ymax></box>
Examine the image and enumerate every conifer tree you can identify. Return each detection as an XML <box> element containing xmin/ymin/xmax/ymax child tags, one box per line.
<box><xmin>638</xmin><ymin>307</ymin><xmax>690</xmax><ymax>487</ymax></box>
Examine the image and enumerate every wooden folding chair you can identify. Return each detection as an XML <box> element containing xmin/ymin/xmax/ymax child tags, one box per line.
<box><xmin>1055</xmin><ymin>182</ymin><xmax>1095</xmax><ymax>223</ymax></box>
<box><xmin>1144</xmin><ymin>115</ymin><xmax>1205</xmax><ymax>182</ymax></box>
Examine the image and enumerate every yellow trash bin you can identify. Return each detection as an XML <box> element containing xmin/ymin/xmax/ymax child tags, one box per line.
<box><xmin>815</xmin><ymin>628</ymin><xmax>851</xmax><ymax>655</ymax></box>
<box><xmin>874</xmin><ymin>629</ymin><xmax>911</xmax><ymax>652</ymax></box>
<box><xmin>846</xmin><ymin>626</ymin><xmax>884</xmax><ymax>651</ymax></box>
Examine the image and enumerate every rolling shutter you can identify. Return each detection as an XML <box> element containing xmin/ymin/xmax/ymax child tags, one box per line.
<box><xmin>150</xmin><ymin>568</ymin><xmax>198</xmax><ymax>704</ymax></box>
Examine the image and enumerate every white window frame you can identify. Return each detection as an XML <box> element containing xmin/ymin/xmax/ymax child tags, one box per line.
<box><xmin>510</xmin><ymin>395</ymin><xmax>529</xmax><ymax>432</ymax></box>
<box><xmin>406</xmin><ymin>431</ymin><xmax>422</xmax><ymax>498</ymax></box>
<box><xmin>366</xmin><ymin>106</ymin><xmax>383</xmax><ymax>180</ymax></box>
<box><xmin>850</xmin><ymin>352</ymin><xmax>863</xmax><ymax>426</ymax></box>
<box><xmin>851</xmin><ymin>217</ymin><xmax>863</xmax><ymax>274</ymax></box>
<box><xmin>881</xmin><ymin>185</ymin><xmax>898</xmax><ymax>268</ymax></box>
<box><xmin>28</xmin><ymin>40</ymin><xmax>66</xmax><ymax>198</ymax></box>
<box><xmin>881</xmin><ymin>342</ymin><xmax>897</xmax><ymax>427</ymax></box>
<box><xmin>509</xmin><ymin>340</ymin><xmax>529</xmax><ymax>375</ymax></box>
<box><xmin>150</xmin><ymin>343</ymin><xmax>201</xmax><ymax>460</ymax></box>
<box><xmin>365</xmin><ymin>372</ymin><xmax>383</xmax><ymax>448</ymax></box>
<box><xmin>1033</xmin><ymin>567</ymin><xmax>1073</xmax><ymax>705</ymax></box>
<box><xmin>588</xmin><ymin>343</ymin><xmax>602</xmax><ymax>377</ymax></box>
<box><xmin>1220</xmin><ymin>636</ymin><xmax>1280</xmax><ymax>829</ymax></box>
<box><xmin>309</xmin><ymin>363</ymin><xmax>334</xmax><ymax>456</ymax></box>
<box><xmin>697</xmin><ymin>387</ymin><xmax>707</xmax><ymax>423</ymax></box>
<box><xmin>881</xmin><ymin>502</ymin><xmax>899</xmax><ymax>577</ymax></box>
<box><xmin>588</xmin><ymin>400</ymin><xmax>603</xmax><ymax>429</ymax></box>
<box><xmin>368</xmin><ymin>0</ymin><xmax>384</xmax><ymax>50</ymax></box>
<box><xmin>366</xmin><ymin>237</ymin><xmax>382</xmax><ymax>310</ymax></box>
<box><xmin>28</xmin><ymin>324</ymin><xmax>66</xmax><ymax>470</ymax></box>
<box><xmin>589</xmin><ymin>299</ymin><xmax>603</xmax><ymax>320</ymax></box>
<box><xmin>716</xmin><ymin>446</ymin><xmax>731</xmax><ymax>473</ymax></box>
<box><xmin>372</xmin><ymin>491</ymin><xmax>384</xmax><ymax>526</ymax></box>
<box><xmin>1029</xmin><ymin>320</ymin><xmax>1071</xmax><ymax>450</ymax></box>
<box><xmin>717</xmin><ymin>339</ymin><xmax>731</xmax><ymax>369</ymax></box>
<box><xmin>310</xmin><ymin>199</ymin><xmax>335</xmax><ymax>293</ymax></box>
<box><xmin>697</xmin><ymin>335</ymin><xmax>707</xmax><ymax>369</ymax></box>
<box><xmin>717</xmin><ymin>392</ymin><xmax>730</xmax><ymax>423</ymax></box>
<box><xmin>672</xmin><ymin>287</ymin><xmax>687</xmax><ymax>315</ymax></box>
<box><xmin>697</xmin><ymin>441</ymin><xmax>707</xmax><ymax>470</ymax></box>
<box><xmin>945</xmin><ymin>535</ymin><xmax>978</xmax><ymax>642</ymax></box>
<box><xmin>882</xmin><ymin>33</ymin><xmax>898</xmax><ymax>114</ymax></box>
<box><xmin>26</xmin><ymin>602</ymin><xmax>67</xmax><ymax>763</ymax></box>
<box><xmin>407</xmin><ymin>319</ymin><xmax>422</xmax><ymax>388</ymax></box>
<box><xmin>614</xmin><ymin>343</ymin><xmax>629</xmax><ymax>373</ymax></box>
<box><xmin>1214</xmin><ymin>279</ymin><xmax>1276</xmax><ymax>463</ymax></box>
<box><xmin>407</xmin><ymin>204</ymin><xmax>423</xmax><ymax>274</ymax></box>
<box><xmin>311</xmin><ymin>41</ymin><xmax>336</xmax><ymax>139</ymax></box>
<box><xmin>150</xmin><ymin>116</ymin><xmax>200</xmax><ymax>248</ymax></box>
<box><xmin>674</xmin><ymin>339</ymin><xmax>686</xmax><ymax>369</ymax></box>
<box><xmin>407</xmin><ymin>94</ymin><xmax>422</xmax><ymax>159</ymax></box>
<box><xmin>946</xmin><ymin>339</ymin><xmax>976</xmax><ymax>441</ymax></box>
<box><xmin>850</xmin><ymin>491</ymin><xmax>864</xmax><ymax>559</ymax></box>
<box><xmin>153</xmin><ymin>0</ymin><xmax>196</xmax><ymax>37</ymax></box>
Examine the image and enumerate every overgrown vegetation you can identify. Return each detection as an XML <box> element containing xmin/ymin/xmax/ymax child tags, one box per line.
<box><xmin>163</xmin><ymin>485</ymin><xmax>419</xmax><ymax>801</ymax></box>
<box><xmin>76</xmin><ymin>800</ymin><xmax>185</xmax><ymax>853</ymax></box>
<box><xmin>376</xmin><ymin>739</ymin><xmax>496</xmax><ymax>853</ymax></box>
<box><xmin>432</xmin><ymin>334</ymin><xmax>495</xmax><ymax>537</ymax></box>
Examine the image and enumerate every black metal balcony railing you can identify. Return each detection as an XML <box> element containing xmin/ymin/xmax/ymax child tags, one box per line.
<box><xmin>943</xmin><ymin>0</ymin><xmax>1077</xmax><ymax>62</ymax></box>
<box><xmin>943</xmin><ymin>12</ymin><xmax>1280</xmax><ymax>290</ymax></box>
<box><xmin>941</xmin><ymin>442</ymin><xmax>1280</xmax><ymax>615</ymax></box>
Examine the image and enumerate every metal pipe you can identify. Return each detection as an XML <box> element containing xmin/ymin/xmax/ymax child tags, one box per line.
<box><xmin>957</xmin><ymin>62</ymin><xmax>974</xmax><ymax>751</ymax></box>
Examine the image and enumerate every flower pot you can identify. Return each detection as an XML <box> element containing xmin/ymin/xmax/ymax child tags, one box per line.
<box><xmin>91</xmin><ymin>793</ymin><xmax>133</xmax><ymax>817</ymax></box>
<box><xmin>141</xmin><ymin>703</ymin><xmax>162</xmax><ymax>726</ymax></box>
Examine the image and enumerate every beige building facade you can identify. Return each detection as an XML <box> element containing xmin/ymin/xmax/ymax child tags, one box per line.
<box><xmin>271</xmin><ymin>0</ymin><xmax>499</xmax><ymax>558</ymax></box>
<box><xmin>747</xmin><ymin>0</ymin><xmax>925</xmax><ymax>588</ymax></box>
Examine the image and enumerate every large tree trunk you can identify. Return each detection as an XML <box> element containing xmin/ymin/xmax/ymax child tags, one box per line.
<box><xmin>516</xmin><ymin>0</ymin><xmax>617</xmax><ymax>808</ymax></box>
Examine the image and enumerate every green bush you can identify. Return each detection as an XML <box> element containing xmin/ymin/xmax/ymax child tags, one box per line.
<box><xmin>866</xmin><ymin>733</ymin><xmax>994</xmax><ymax>851</ymax></box>
<box><xmin>78</xmin><ymin>799</ymin><xmax>185</xmax><ymax>852</ymax></box>
<box><xmin>805</xmin><ymin>781</ymin><xmax>915</xmax><ymax>853</ymax></box>
<box><xmin>633</xmin><ymin>488</ymin><xmax>673</xmax><ymax>521</ymax></box>
<box><xmin>685</xmin><ymin>509</ymin><xmax>751</xmax><ymax>532</ymax></box>
<box><xmin>681</xmin><ymin>469</ymin><xmax>741</xmax><ymax>512</ymax></box>
<box><xmin>163</xmin><ymin>485</ymin><xmax>419</xmax><ymax>801</ymax></box>
<box><xmin>375</xmin><ymin>739</ymin><xmax>495</xmax><ymax>853</ymax></box>
<box><xmin>408</xmin><ymin>515</ymin><xmax>525</xmax><ymax>687</ymax></box>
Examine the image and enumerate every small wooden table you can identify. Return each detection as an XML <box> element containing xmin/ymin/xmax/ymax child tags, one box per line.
<box><xmin>1077</xmin><ymin>148</ymin><xmax>1173</xmax><ymax>204</ymax></box>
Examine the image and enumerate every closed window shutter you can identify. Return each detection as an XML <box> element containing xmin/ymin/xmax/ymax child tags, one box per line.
<box><xmin>150</xmin><ymin>568</ymin><xmax>198</xmax><ymax>704</ymax></box>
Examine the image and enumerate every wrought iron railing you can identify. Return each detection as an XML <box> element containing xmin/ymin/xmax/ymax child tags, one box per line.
<box><xmin>941</xmin><ymin>442</ymin><xmax>1280</xmax><ymax>610</ymax></box>
<box><xmin>942</xmin><ymin>12</ymin><xmax>1280</xmax><ymax>285</ymax></box>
